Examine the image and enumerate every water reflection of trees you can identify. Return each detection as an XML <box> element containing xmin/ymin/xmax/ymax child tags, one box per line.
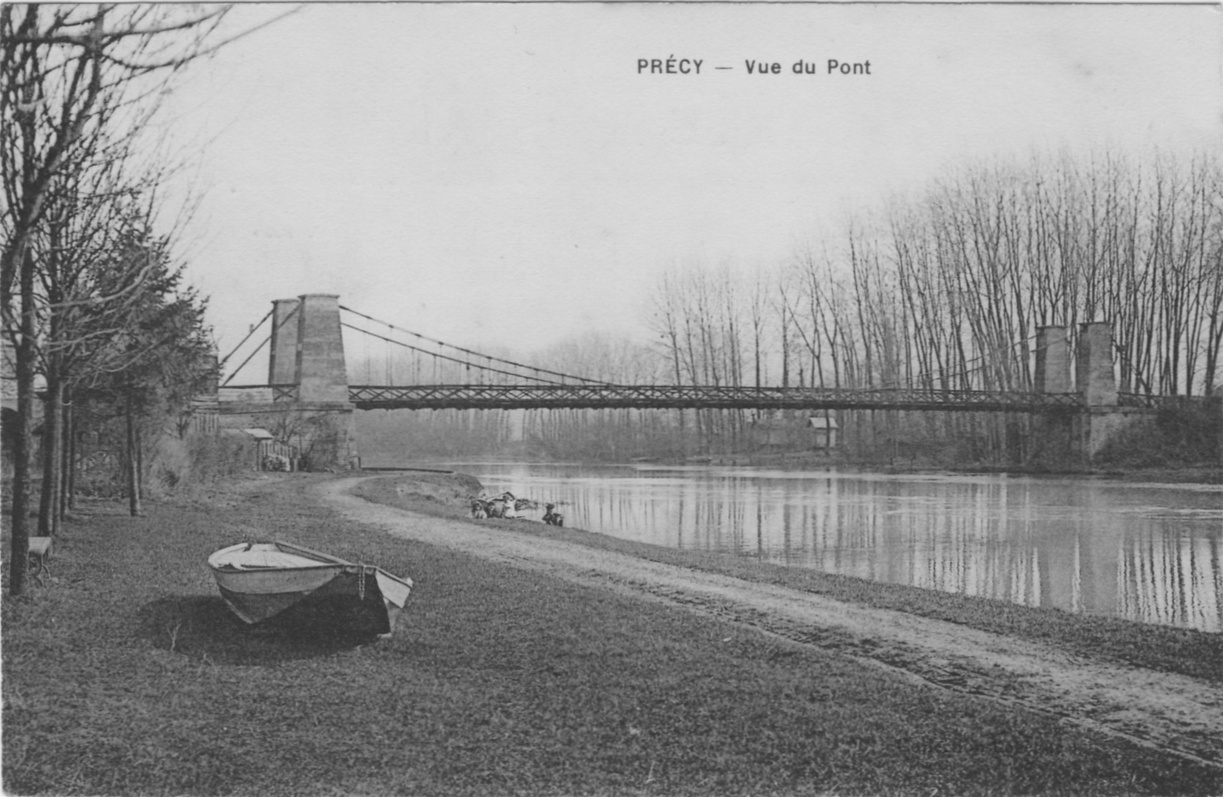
<box><xmin>554</xmin><ymin>473</ymin><xmax>1221</xmax><ymax>632</ymax></box>
<box><xmin>1118</xmin><ymin>533</ymin><xmax>1222</xmax><ymax>632</ymax></box>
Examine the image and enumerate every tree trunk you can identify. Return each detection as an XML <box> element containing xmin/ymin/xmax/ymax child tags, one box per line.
<box><xmin>126</xmin><ymin>389</ymin><xmax>143</xmax><ymax>517</ymax></box>
<box><xmin>136</xmin><ymin>424</ymin><xmax>144</xmax><ymax>495</ymax></box>
<box><xmin>62</xmin><ymin>389</ymin><xmax>76</xmax><ymax>516</ymax></box>
<box><xmin>7</xmin><ymin>250</ymin><xmax>37</xmax><ymax>596</ymax></box>
<box><xmin>37</xmin><ymin>376</ymin><xmax>63</xmax><ymax>536</ymax></box>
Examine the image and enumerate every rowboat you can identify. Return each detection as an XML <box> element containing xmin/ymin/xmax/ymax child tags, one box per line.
<box><xmin>207</xmin><ymin>541</ymin><xmax>413</xmax><ymax>637</ymax></box>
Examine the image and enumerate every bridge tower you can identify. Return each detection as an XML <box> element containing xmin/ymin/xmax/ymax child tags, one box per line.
<box><xmin>1075</xmin><ymin>322</ymin><xmax>1117</xmax><ymax>407</ymax></box>
<box><xmin>261</xmin><ymin>294</ymin><xmax>357</xmax><ymax>469</ymax></box>
<box><xmin>1075</xmin><ymin>321</ymin><xmax>1136</xmax><ymax>462</ymax></box>
<box><xmin>1033</xmin><ymin>321</ymin><xmax>1169</xmax><ymax>466</ymax></box>
<box><xmin>269</xmin><ymin>294</ymin><xmax>350</xmax><ymax>404</ymax></box>
<box><xmin>1034</xmin><ymin>325</ymin><xmax>1071</xmax><ymax>394</ymax></box>
<box><xmin>1032</xmin><ymin>322</ymin><xmax>1127</xmax><ymax>465</ymax></box>
<box><xmin>1031</xmin><ymin>325</ymin><xmax>1075</xmax><ymax>466</ymax></box>
<box><xmin>267</xmin><ymin>298</ymin><xmax>300</xmax><ymax>386</ymax></box>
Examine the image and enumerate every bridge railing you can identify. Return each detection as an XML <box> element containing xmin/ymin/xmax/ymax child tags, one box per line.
<box><xmin>220</xmin><ymin>382</ymin><xmax>1219</xmax><ymax>413</ymax></box>
<box><xmin>221</xmin><ymin>382</ymin><xmax>1221</xmax><ymax>413</ymax></box>
<box><xmin>218</xmin><ymin>384</ymin><xmax>299</xmax><ymax>403</ymax></box>
<box><xmin>347</xmin><ymin>383</ymin><xmax>1088</xmax><ymax>412</ymax></box>
<box><xmin>1116</xmin><ymin>392</ymin><xmax>1222</xmax><ymax>411</ymax></box>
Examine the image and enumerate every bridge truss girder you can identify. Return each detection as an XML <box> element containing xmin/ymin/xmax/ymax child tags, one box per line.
<box><xmin>347</xmin><ymin>384</ymin><xmax>1088</xmax><ymax>413</ymax></box>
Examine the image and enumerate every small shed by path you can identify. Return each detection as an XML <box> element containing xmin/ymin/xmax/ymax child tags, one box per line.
<box><xmin>808</xmin><ymin>416</ymin><xmax>839</xmax><ymax>450</ymax></box>
<box><xmin>223</xmin><ymin>428</ymin><xmax>299</xmax><ymax>471</ymax></box>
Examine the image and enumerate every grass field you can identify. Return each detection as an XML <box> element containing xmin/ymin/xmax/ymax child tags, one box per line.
<box><xmin>3</xmin><ymin>472</ymin><xmax>1221</xmax><ymax>796</ymax></box>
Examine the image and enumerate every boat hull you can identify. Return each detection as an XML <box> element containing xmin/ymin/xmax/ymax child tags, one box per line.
<box><xmin>208</xmin><ymin>542</ymin><xmax>413</xmax><ymax>637</ymax></box>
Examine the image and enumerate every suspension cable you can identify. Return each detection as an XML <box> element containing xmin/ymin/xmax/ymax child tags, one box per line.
<box><xmin>220</xmin><ymin>334</ymin><xmax>271</xmax><ymax>387</ymax></box>
<box><xmin>341</xmin><ymin>322</ymin><xmax>569</xmax><ymax>385</ymax></box>
<box><xmin>339</xmin><ymin>304</ymin><xmax>605</xmax><ymax>384</ymax></box>
<box><xmin>217</xmin><ymin>308</ymin><xmax>273</xmax><ymax>369</ymax></box>
<box><xmin>221</xmin><ymin>305</ymin><xmax>300</xmax><ymax>386</ymax></box>
<box><xmin>385</xmin><ymin>322</ymin><xmax>394</xmax><ymax>385</ymax></box>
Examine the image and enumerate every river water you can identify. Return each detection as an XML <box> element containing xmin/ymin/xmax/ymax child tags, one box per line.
<box><xmin>438</xmin><ymin>462</ymin><xmax>1222</xmax><ymax>632</ymax></box>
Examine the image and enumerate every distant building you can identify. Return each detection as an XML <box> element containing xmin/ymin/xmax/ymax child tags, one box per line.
<box><xmin>223</xmin><ymin>427</ymin><xmax>300</xmax><ymax>472</ymax></box>
<box><xmin>750</xmin><ymin>413</ymin><xmax>839</xmax><ymax>450</ymax></box>
<box><xmin>808</xmin><ymin>415</ymin><xmax>839</xmax><ymax>449</ymax></box>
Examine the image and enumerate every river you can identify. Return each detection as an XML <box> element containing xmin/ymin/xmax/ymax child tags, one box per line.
<box><xmin>429</xmin><ymin>462</ymin><xmax>1222</xmax><ymax>632</ymax></box>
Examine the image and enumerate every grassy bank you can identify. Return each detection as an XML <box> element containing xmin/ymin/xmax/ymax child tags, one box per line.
<box><xmin>4</xmin><ymin>472</ymin><xmax>1221</xmax><ymax>796</ymax></box>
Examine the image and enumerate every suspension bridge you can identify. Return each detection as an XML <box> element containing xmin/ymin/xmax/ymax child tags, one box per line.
<box><xmin>217</xmin><ymin>294</ymin><xmax>1154</xmax><ymax>414</ymax></box>
<box><xmin>207</xmin><ymin>294</ymin><xmax>1217</xmax><ymax>468</ymax></box>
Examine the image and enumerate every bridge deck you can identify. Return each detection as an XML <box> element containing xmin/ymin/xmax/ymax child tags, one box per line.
<box><xmin>344</xmin><ymin>384</ymin><xmax>1089</xmax><ymax>412</ymax></box>
<box><xmin>214</xmin><ymin>383</ymin><xmax>1215</xmax><ymax>412</ymax></box>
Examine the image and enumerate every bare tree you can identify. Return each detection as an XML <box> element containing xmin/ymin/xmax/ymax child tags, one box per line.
<box><xmin>0</xmin><ymin>4</ymin><xmax>295</xmax><ymax>595</ymax></box>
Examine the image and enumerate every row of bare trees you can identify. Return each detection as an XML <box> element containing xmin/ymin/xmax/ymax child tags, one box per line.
<box><xmin>651</xmin><ymin>151</ymin><xmax>1223</xmax><ymax>398</ymax></box>
<box><xmin>640</xmin><ymin>150</ymin><xmax>1223</xmax><ymax>461</ymax></box>
<box><xmin>0</xmin><ymin>5</ymin><xmax>271</xmax><ymax>596</ymax></box>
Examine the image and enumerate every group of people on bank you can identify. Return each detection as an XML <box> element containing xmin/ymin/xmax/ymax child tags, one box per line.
<box><xmin>470</xmin><ymin>491</ymin><xmax>564</xmax><ymax>526</ymax></box>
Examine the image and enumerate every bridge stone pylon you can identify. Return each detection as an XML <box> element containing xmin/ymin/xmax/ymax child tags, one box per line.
<box><xmin>268</xmin><ymin>294</ymin><xmax>350</xmax><ymax>405</ymax></box>
<box><xmin>1034</xmin><ymin>325</ymin><xmax>1071</xmax><ymax>394</ymax></box>
<box><xmin>267</xmin><ymin>298</ymin><xmax>300</xmax><ymax>387</ymax></box>
<box><xmin>1034</xmin><ymin>321</ymin><xmax>1131</xmax><ymax>465</ymax></box>
<box><xmin>258</xmin><ymin>294</ymin><xmax>356</xmax><ymax>469</ymax></box>
<box><xmin>1074</xmin><ymin>321</ymin><xmax>1118</xmax><ymax>407</ymax></box>
<box><xmin>1034</xmin><ymin>321</ymin><xmax>1116</xmax><ymax>405</ymax></box>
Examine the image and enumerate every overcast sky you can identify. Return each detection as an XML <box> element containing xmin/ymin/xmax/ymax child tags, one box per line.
<box><xmin>161</xmin><ymin>3</ymin><xmax>1222</xmax><ymax>381</ymax></box>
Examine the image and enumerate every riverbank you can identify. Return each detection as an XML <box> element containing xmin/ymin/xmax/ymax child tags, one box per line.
<box><xmin>423</xmin><ymin>449</ymin><xmax>1222</xmax><ymax>484</ymax></box>
<box><xmin>3</xmin><ymin>471</ymin><xmax>1221</xmax><ymax>795</ymax></box>
<box><xmin>672</xmin><ymin>453</ymin><xmax>1223</xmax><ymax>484</ymax></box>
